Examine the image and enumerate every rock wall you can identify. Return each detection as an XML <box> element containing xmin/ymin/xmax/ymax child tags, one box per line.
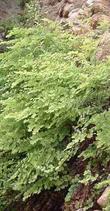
<box><xmin>0</xmin><ymin>0</ymin><xmax>23</xmax><ymax>20</ymax></box>
<box><xmin>40</xmin><ymin>0</ymin><xmax>110</xmax><ymax>35</ymax></box>
<box><xmin>1</xmin><ymin>0</ymin><xmax>110</xmax><ymax>35</ymax></box>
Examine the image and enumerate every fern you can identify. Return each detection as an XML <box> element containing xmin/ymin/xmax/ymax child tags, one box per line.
<box><xmin>0</xmin><ymin>22</ymin><xmax>110</xmax><ymax>209</ymax></box>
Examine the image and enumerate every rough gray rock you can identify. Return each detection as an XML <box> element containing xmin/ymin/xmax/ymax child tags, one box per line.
<box><xmin>0</xmin><ymin>0</ymin><xmax>22</xmax><ymax>20</ymax></box>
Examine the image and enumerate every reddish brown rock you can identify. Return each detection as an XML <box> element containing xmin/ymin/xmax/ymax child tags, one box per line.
<box><xmin>58</xmin><ymin>0</ymin><xmax>87</xmax><ymax>18</ymax></box>
<box><xmin>59</xmin><ymin>3</ymin><xmax>74</xmax><ymax>18</ymax></box>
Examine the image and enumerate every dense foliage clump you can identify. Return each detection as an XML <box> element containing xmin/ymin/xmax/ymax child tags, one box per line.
<box><xmin>0</xmin><ymin>21</ymin><xmax>110</xmax><ymax>210</ymax></box>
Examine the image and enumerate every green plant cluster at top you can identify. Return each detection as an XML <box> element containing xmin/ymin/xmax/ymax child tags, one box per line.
<box><xmin>0</xmin><ymin>21</ymin><xmax>110</xmax><ymax>210</ymax></box>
